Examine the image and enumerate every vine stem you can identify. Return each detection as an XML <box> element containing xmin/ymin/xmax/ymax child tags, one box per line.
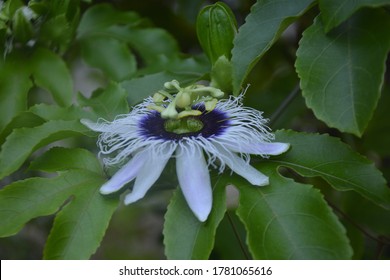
<box><xmin>326</xmin><ymin>199</ymin><xmax>390</xmax><ymax>259</ymax></box>
<box><xmin>269</xmin><ymin>83</ymin><xmax>301</xmax><ymax>126</ymax></box>
<box><xmin>226</xmin><ymin>211</ymin><xmax>251</xmax><ymax>260</ymax></box>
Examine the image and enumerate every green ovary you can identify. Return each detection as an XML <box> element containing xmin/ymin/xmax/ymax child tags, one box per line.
<box><xmin>164</xmin><ymin>117</ymin><xmax>204</xmax><ymax>134</ymax></box>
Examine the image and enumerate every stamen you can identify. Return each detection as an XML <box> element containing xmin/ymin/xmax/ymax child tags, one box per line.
<box><xmin>204</xmin><ymin>98</ymin><xmax>218</xmax><ymax>111</ymax></box>
<box><xmin>152</xmin><ymin>92</ymin><xmax>166</xmax><ymax>103</ymax></box>
<box><xmin>191</xmin><ymin>86</ymin><xmax>224</xmax><ymax>98</ymax></box>
<box><xmin>177</xmin><ymin>110</ymin><xmax>202</xmax><ymax>118</ymax></box>
<box><xmin>147</xmin><ymin>104</ymin><xmax>165</xmax><ymax>112</ymax></box>
<box><xmin>151</xmin><ymin>80</ymin><xmax>226</xmax><ymax>120</ymax></box>
<box><xmin>164</xmin><ymin>80</ymin><xmax>181</xmax><ymax>91</ymax></box>
<box><xmin>161</xmin><ymin>102</ymin><xmax>178</xmax><ymax>119</ymax></box>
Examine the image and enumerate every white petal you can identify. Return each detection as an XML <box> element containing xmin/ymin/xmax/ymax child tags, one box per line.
<box><xmin>124</xmin><ymin>147</ymin><xmax>174</xmax><ymax>205</ymax></box>
<box><xmin>176</xmin><ymin>144</ymin><xmax>212</xmax><ymax>222</ymax></box>
<box><xmin>226</xmin><ymin>141</ymin><xmax>290</xmax><ymax>156</ymax></box>
<box><xmin>255</xmin><ymin>142</ymin><xmax>290</xmax><ymax>155</ymax></box>
<box><xmin>217</xmin><ymin>146</ymin><xmax>269</xmax><ymax>186</ymax></box>
<box><xmin>100</xmin><ymin>151</ymin><xmax>147</xmax><ymax>194</ymax></box>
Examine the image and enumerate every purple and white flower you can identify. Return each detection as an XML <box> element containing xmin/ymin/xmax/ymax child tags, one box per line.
<box><xmin>82</xmin><ymin>83</ymin><xmax>289</xmax><ymax>222</ymax></box>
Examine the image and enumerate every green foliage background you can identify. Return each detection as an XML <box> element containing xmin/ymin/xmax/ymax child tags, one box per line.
<box><xmin>1</xmin><ymin>0</ymin><xmax>390</xmax><ymax>259</ymax></box>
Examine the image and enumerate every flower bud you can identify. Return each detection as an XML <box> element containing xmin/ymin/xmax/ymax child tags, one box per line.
<box><xmin>210</xmin><ymin>55</ymin><xmax>233</xmax><ymax>93</ymax></box>
<box><xmin>196</xmin><ymin>2</ymin><xmax>237</xmax><ymax>64</ymax></box>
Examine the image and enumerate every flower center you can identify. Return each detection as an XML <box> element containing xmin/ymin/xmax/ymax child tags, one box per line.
<box><xmin>164</xmin><ymin>117</ymin><xmax>204</xmax><ymax>134</ymax></box>
<box><xmin>149</xmin><ymin>80</ymin><xmax>224</xmax><ymax>120</ymax></box>
<box><xmin>139</xmin><ymin>105</ymin><xmax>231</xmax><ymax>141</ymax></box>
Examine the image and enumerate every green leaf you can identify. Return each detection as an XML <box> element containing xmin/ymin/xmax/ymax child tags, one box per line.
<box><xmin>136</xmin><ymin>54</ymin><xmax>210</xmax><ymax>77</ymax></box>
<box><xmin>121</xmin><ymin>71</ymin><xmax>204</xmax><ymax>106</ymax></box>
<box><xmin>81</xmin><ymin>36</ymin><xmax>136</xmax><ymax>81</ymax></box>
<box><xmin>39</xmin><ymin>15</ymin><xmax>72</xmax><ymax>48</ymax></box>
<box><xmin>0</xmin><ymin>53</ymin><xmax>32</xmax><ymax>131</ymax></box>
<box><xmin>235</xmin><ymin>165</ymin><xmax>353</xmax><ymax>259</ymax></box>
<box><xmin>295</xmin><ymin>10</ymin><xmax>390</xmax><ymax>136</ymax></box>
<box><xmin>231</xmin><ymin>0</ymin><xmax>314</xmax><ymax>94</ymax></box>
<box><xmin>0</xmin><ymin>103</ymin><xmax>90</xmax><ymax>146</ymax></box>
<box><xmin>29</xmin><ymin>147</ymin><xmax>102</xmax><ymax>174</ymax></box>
<box><xmin>0</xmin><ymin>147</ymin><xmax>118</xmax><ymax>259</ymax></box>
<box><xmin>341</xmin><ymin>191</ymin><xmax>390</xmax><ymax>238</ymax></box>
<box><xmin>273</xmin><ymin>130</ymin><xmax>390</xmax><ymax>209</ymax></box>
<box><xmin>2</xmin><ymin>0</ymin><xmax>24</xmax><ymax>18</ymax></box>
<box><xmin>110</xmin><ymin>27</ymin><xmax>180</xmax><ymax>66</ymax></box>
<box><xmin>0</xmin><ymin>104</ymin><xmax>93</xmax><ymax>145</ymax></box>
<box><xmin>213</xmin><ymin>210</ymin><xmax>250</xmax><ymax>259</ymax></box>
<box><xmin>0</xmin><ymin>112</ymin><xmax>45</xmax><ymax>146</ymax></box>
<box><xmin>43</xmin><ymin>175</ymin><xmax>118</xmax><ymax>259</ymax></box>
<box><xmin>48</xmin><ymin>0</ymin><xmax>76</xmax><ymax>15</ymax></box>
<box><xmin>163</xmin><ymin>175</ymin><xmax>226</xmax><ymax>259</ymax></box>
<box><xmin>0</xmin><ymin>170</ymin><xmax>95</xmax><ymax>237</ymax></box>
<box><xmin>319</xmin><ymin>0</ymin><xmax>390</xmax><ymax>32</ymax></box>
<box><xmin>12</xmin><ymin>7</ymin><xmax>34</xmax><ymax>44</ymax></box>
<box><xmin>31</xmin><ymin>48</ymin><xmax>73</xmax><ymax>107</ymax></box>
<box><xmin>362</xmin><ymin>85</ymin><xmax>390</xmax><ymax>156</ymax></box>
<box><xmin>0</xmin><ymin>120</ymin><xmax>88</xmax><ymax>180</ymax></box>
<box><xmin>78</xmin><ymin>81</ymin><xmax>129</xmax><ymax>120</ymax></box>
<box><xmin>77</xmin><ymin>3</ymin><xmax>141</xmax><ymax>39</ymax></box>
<box><xmin>28</xmin><ymin>104</ymin><xmax>93</xmax><ymax>121</ymax></box>
<box><xmin>28</xmin><ymin>1</ymin><xmax>49</xmax><ymax>16</ymax></box>
<box><xmin>0</xmin><ymin>169</ymin><xmax>117</xmax><ymax>259</ymax></box>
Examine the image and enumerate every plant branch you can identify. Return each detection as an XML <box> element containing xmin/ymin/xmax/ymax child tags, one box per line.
<box><xmin>326</xmin><ymin>199</ymin><xmax>390</xmax><ymax>259</ymax></box>
<box><xmin>269</xmin><ymin>83</ymin><xmax>301</xmax><ymax>126</ymax></box>
<box><xmin>226</xmin><ymin>211</ymin><xmax>251</xmax><ymax>260</ymax></box>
